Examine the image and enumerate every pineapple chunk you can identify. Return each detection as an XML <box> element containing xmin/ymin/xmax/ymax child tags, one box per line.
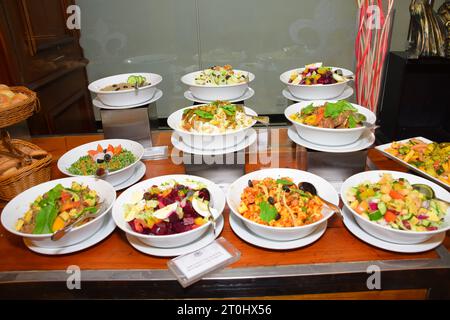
<box><xmin>15</xmin><ymin>219</ymin><xmax>24</xmax><ymax>231</ymax></box>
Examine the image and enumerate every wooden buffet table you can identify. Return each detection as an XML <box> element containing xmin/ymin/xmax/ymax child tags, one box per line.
<box><xmin>0</xmin><ymin>128</ymin><xmax>449</xmax><ymax>299</ymax></box>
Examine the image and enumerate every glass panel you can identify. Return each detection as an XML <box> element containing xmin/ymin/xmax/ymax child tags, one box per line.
<box><xmin>77</xmin><ymin>0</ymin><xmax>199</xmax><ymax>118</ymax></box>
<box><xmin>197</xmin><ymin>0</ymin><xmax>357</xmax><ymax>115</ymax></box>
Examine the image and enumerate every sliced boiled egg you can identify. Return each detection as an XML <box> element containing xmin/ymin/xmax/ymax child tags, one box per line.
<box><xmin>192</xmin><ymin>196</ymin><xmax>211</xmax><ymax>218</ymax></box>
<box><xmin>130</xmin><ymin>191</ymin><xmax>144</xmax><ymax>205</ymax></box>
<box><xmin>153</xmin><ymin>202</ymin><xmax>179</xmax><ymax>220</ymax></box>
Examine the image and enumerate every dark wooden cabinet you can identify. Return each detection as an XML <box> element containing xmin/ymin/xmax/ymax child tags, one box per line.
<box><xmin>0</xmin><ymin>0</ymin><xmax>96</xmax><ymax>135</ymax></box>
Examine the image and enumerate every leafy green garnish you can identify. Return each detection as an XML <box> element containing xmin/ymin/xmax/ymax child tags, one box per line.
<box><xmin>324</xmin><ymin>100</ymin><xmax>357</xmax><ymax>118</ymax></box>
<box><xmin>348</xmin><ymin>114</ymin><xmax>357</xmax><ymax>128</ymax></box>
<box><xmin>301</xmin><ymin>103</ymin><xmax>315</xmax><ymax>116</ymax></box>
<box><xmin>220</xmin><ymin>104</ymin><xmax>236</xmax><ymax>116</ymax></box>
<box><xmin>259</xmin><ymin>201</ymin><xmax>278</xmax><ymax>223</ymax></box>
<box><xmin>291</xmin><ymin>189</ymin><xmax>312</xmax><ymax>199</ymax></box>
<box><xmin>33</xmin><ymin>184</ymin><xmax>64</xmax><ymax>234</ymax></box>
<box><xmin>276</xmin><ymin>179</ymin><xmax>294</xmax><ymax>186</ymax></box>
<box><xmin>194</xmin><ymin>110</ymin><xmax>214</xmax><ymax>119</ymax></box>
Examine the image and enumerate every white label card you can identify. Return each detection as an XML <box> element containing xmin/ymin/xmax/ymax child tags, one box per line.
<box><xmin>173</xmin><ymin>241</ymin><xmax>233</xmax><ymax>279</ymax></box>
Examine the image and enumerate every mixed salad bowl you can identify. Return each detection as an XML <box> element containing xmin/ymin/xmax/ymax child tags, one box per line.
<box><xmin>57</xmin><ymin>139</ymin><xmax>144</xmax><ymax>186</ymax></box>
<box><xmin>168</xmin><ymin>101</ymin><xmax>257</xmax><ymax>150</ymax></box>
<box><xmin>112</xmin><ymin>175</ymin><xmax>225</xmax><ymax>248</ymax></box>
<box><xmin>181</xmin><ymin>65</ymin><xmax>255</xmax><ymax>101</ymax></box>
<box><xmin>1</xmin><ymin>177</ymin><xmax>116</xmax><ymax>248</ymax></box>
<box><xmin>285</xmin><ymin>100</ymin><xmax>376</xmax><ymax>146</ymax></box>
<box><xmin>341</xmin><ymin>171</ymin><xmax>450</xmax><ymax>244</ymax></box>
<box><xmin>280</xmin><ymin>63</ymin><xmax>353</xmax><ymax>100</ymax></box>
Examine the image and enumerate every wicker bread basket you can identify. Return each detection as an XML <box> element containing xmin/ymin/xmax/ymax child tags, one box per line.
<box><xmin>0</xmin><ymin>139</ymin><xmax>52</xmax><ymax>201</ymax></box>
<box><xmin>0</xmin><ymin>86</ymin><xmax>39</xmax><ymax>128</ymax></box>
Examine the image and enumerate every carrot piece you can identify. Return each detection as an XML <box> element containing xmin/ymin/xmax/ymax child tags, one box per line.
<box><xmin>60</xmin><ymin>191</ymin><xmax>71</xmax><ymax>202</ymax></box>
<box><xmin>60</xmin><ymin>201</ymin><xmax>80</xmax><ymax>212</ymax></box>
<box><xmin>97</xmin><ymin>144</ymin><xmax>103</xmax><ymax>152</ymax></box>
<box><xmin>114</xmin><ymin>144</ymin><xmax>122</xmax><ymax>155</ymax></box>
<box><xmin>107</xmin><ymin>144</ymin><xmax>114</xmax><ymax>153</ymax></box>
<box><xmin>384</xmin><ymin>210</ymin><xmax>397</xmax><ymax>223</ymax></box>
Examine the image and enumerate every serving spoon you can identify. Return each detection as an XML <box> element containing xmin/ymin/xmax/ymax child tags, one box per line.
<box><xmin>298</xmin><ymin>182</ymin><xmax>343</xmax><ymax>218</ymax></box>
<box><xmin>51</xmin><ymin>202</ymin><xmax>107</xmax><ymax>241</ymax></box>
<box><xmin>412</xmin><ymin>184</ymin><xmax>450</xmax><ymax>206</ymax></box>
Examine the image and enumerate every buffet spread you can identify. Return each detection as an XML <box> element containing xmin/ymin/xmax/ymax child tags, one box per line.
<box><xmin>0</xmin><ymin>63</ymin><xmax>449</xmax><ymax>290</ymax></box>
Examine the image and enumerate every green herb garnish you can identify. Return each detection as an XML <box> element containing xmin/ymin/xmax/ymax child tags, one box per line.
<box><xmin>33</xmin><ymin>184</ymin><xmax>64</xmax><ymax>234</ymax></box>
<box><xmin>259</xmin><ymin>201</ymin><xmax>278</xmax><ymax>223</ymax></box>
<box><xmin>276</xmin><ymin>179</ymin><xmax>294</xmax><ymax>186</ymax></box>
<box><xmin>348</xmin><ymin>114</ymin><xmax>357</xmax><ymax>128</ymax></box>
<box><xmin>301</xmin><ymin>103</ymin><xmax>315</xmax><ymax>116</ymax></box>
<box><xmin>220</xmin><ymin>104</ymin><xmax>236</xmax><ymax>116</ymax></box>
<box><xmin>194</xmin><ymin>110</ymin><xmax>214</xmax><ymax>119</ymax></box>
<box><xmin>324</xmin><ymin>100</ymin><xmax>357</xmax><ymax>118</ymax></box>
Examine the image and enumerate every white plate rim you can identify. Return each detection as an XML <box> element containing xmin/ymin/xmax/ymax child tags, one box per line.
<box><xmin>287</xmin><ymin>126</ymin><xmax>375</xmax><ymax>153</ymax></box>
<box><xmin>93</xmin><ymin>89</ymin><xmax>163</xmax><ymax>109</ymax></box>
<box><xmin>125</xmin><ymin>215</ymin><xmax>224</xmax><ymax>257</ymax></box>
<box><xmin>282</xmin><ymin>86</ymin><xmax>354</xmax><ymax>102</ymax></box>
<box><xmin>229</xmin><ymin>212</ymin><xmax>327</xmax><ymax>250</ymax></box>
<box><xmin>184</xmin><ymin>87</ymin><xmax>255</xmax><ymax>103</ymax></box>
<box><xmin>171</xmin><ymin>128</ymin><xmax>257</xmax><ymax>155</ymax></box>
<box><xmin>375</xmin><ymin>137</ymin><xmax>450</xmax><ymax>191</ymax></box>
<box><xmin>113</xmin><ymin>161</ymin><xmax>146</xmax><ymax>191</ymax></box>
<box><xmin>23</xmin><ymin>213</ymin><xmax>116</xmax><ymax>255</ymax></box>
<box><xmin>341</xmin><ymin>206</ymin><xmax>445</xmax><ymax>253</ymax></box>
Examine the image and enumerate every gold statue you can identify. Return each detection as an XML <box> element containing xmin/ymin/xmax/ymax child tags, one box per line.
<box><xmin>438</xmin><ymin>0</ymin><xmax>450</xmax><ymax>58</ymax></box>
<box><xmin>407</xmin><ymin>0</ymin><xmax>446</xmax><ymax>58</ymax></box>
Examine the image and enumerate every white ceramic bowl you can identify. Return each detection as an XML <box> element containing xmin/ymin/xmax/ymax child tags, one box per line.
<box><xmin>167</xmin><ymin>105</ymin><xmax>257</xmax><ymax>150</ymax></box>
<box><xmin>58</xmin><ymin>139</ymin><xmax>144</xmax><ymax>186</ymax></box>
<box><xmin>1</xmin><ymin>177</ymin><xmax>116</xmax><ymax>248</ymax></box>
<box><xmin>280</xmin><ymin>67</ymin><xmax>353</xmax><ymax>100</ymax></box>
<box><xmin>285</xmin><ymin>100</ymin><xmax>376</xmax><ymax>146</ymax></box>
<box><xmin>227</xmin><ymin>168</ymin><xmax>339</xmax><ymax>241</ymax></box>
<box><xmin>181</xmin><ymin>69</ymin><xmax>255</xmax><ymax>101</ymax></box>
<box><xmin>88</xmin><ymin>73</ymin><xmax>162</xmax><ymax>107</ymax></box>
<box><xmin>341</xmin><ymin>170</ymin><xmax>450</xmax><ymax>244</ymax></box>
<box><xmin>112</xmin><ymin>174</ymin><xmax>226</xmax><ymax>248</ymax></box>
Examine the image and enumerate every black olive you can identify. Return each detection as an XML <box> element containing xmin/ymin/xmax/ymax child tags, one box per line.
<box><xmin>143</xmin><ymin>192</ymin><xmax>153</xmax><ymax>201</ymax></box>
<box><xmin>268</xmin><ymin>196</ymin><xmax>275</xmax><ymax>205</ymax></box>
<box><xmin>104</xmin><ymin>154</ymin><xmax>112</xmax><ymax>162</ymax></box>
<box><xmin>282</xmin><ymin>185</ymin><xmax>290</xmax><ymax>192</ymax></box>
<box><xmin>298</xmin><ymin>182</ymin><xmax>317</xmax><ymax>195</ymax></box>
<box><xmin>248</xmin><ymin>180</ymin><xmax>253</xmax><ymax>188</ymax></box>
<box><xmin>275</xmin><ymin>213</ymin><xmax>281</xmax><ymax>221</ymax></box>
<box><xmin>96</xmin><ymin>158</ymin><xmax>105</xmax><ymax>164</ymax></box>
<box><xmin>96</xmin><ymin>168</ymin><xmax>106</xmax><ymax>177</ymax></box>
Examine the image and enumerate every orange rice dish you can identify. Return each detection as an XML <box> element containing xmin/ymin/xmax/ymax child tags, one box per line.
<box><xmin>238</xmin><ymin>177</ymin><xmax>324</xmax><ymax>227</ymax></box>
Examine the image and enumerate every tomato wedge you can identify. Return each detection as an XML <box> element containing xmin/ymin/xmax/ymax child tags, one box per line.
<box><xmin>384</xmin><ymin>210</ymin><xmax>397</xmax><ymax>223</ymax></box>
<box><xmin>389</xmin><ymin>190</ymin><xmax>404</xmax><ymax>200</ymax></box>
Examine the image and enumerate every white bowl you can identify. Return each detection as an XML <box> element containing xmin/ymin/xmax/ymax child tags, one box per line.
<box><xmin>341</xmin><ymin>170</ymin><xmax>450</xmax><ymax>244</ymax></box>
<box><xmin>1</xmin><ymin>177</ymin><xmax>116</xmax><ymax>248</ymax></box>
<box><xmin>181</xmin><ymin>69</ymin><xmax>255</xmax><ymax>101</ymax></box>
<box><xmin>280</xmin><ymin>67</ymin><xmax>353</xmax><ymax>100</ymax></box>
<box><xmin>88</xmin><ymin>73</ymin><xmax>162</xmax><ymax>107</ymax></box>
<box><xmin>58</xmin><ymin>139</ymin><xmax>144</xmax><ymax>186</ymax></box>
<box><xmin>285</xmin><ymin>100</ymin><xmax>376</xmax><ymax>146</ymax></box>
<box><xmin>227</xmin><ymin>168</ymin><xmax>339</xmax><ymax>241</ymax></box>
<box><xmin>167</xmin><ymin>105</ymin><xmax>257</xmax><ymax>150</ymax></box>
<box><xmin>112</xmin><ymin>174</ymin><xmax>225</xmax><ymax>248</ymax></box>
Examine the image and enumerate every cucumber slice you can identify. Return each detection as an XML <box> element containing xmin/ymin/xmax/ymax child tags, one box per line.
<box><xmin>369</xmin><ymin>210</ymin><xmax>383</xmax><ymax>221</ymax></box>
<box><xmin>421</xmin><ymin>220</ymin><xmax>431</xmax><ymax>227</ymax></box>
<box><xmin>401</xmin><ymin>213</ymin><xmax>413</xmax><ymax>220</ymax></box>
<box><xmin>378</xmin><ymin>202</ymin><xmax>387</xmax><ymax>215</ymax></box>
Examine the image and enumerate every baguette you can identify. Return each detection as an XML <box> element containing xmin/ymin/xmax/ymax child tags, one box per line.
<box><xmin>0</xmin><ymin>159</ymin><xmax>19</xmax><ymax>173</ymax></box>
